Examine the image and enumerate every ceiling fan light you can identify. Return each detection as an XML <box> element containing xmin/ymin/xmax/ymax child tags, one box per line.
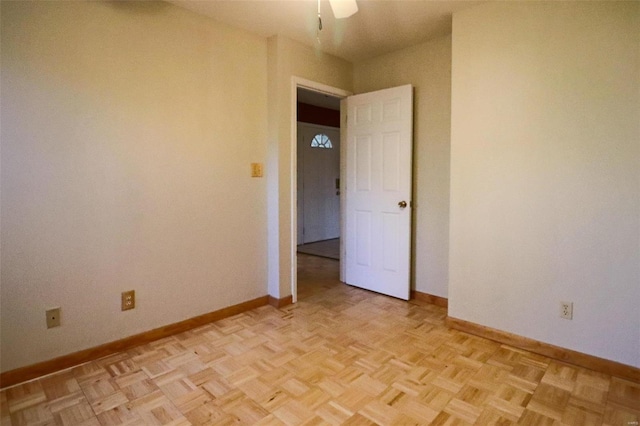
<box><xmin>328</xmin><ymin>0</ymin><xmax>358</xmax><ymax>19</ymax></box>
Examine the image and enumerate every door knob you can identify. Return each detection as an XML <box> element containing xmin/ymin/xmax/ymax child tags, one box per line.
<box><xmin>398</xmin><ymin>201</ymin><xmax>407</xmax><ymax>208</ymax></box>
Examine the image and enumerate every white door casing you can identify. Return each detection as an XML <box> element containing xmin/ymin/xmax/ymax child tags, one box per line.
<box><xmin>344</xmin><ymin>84</ymin><xmax>413</xmax><ymax>300</ymax></box>
<box><xmin>297</xmin><ymin>123</ymin><xmax>340</xmax><ymax>244</ymax></box>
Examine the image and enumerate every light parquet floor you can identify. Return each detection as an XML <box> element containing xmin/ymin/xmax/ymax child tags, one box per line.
<box><xmin>2</xmin><ymin>254</ymin><xmax>639</xmax><ymax>425</ymax></box>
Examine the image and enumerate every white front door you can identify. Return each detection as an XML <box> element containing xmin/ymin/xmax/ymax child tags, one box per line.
<box><xmin>297</xmin><ymin>123</ymin><xmax>340</xmax><ymax>244</ymax></box>
<box><xmin>343</xmin><ymin>85</ymin><xmax>413</xmax><ymax>300</ymax></box>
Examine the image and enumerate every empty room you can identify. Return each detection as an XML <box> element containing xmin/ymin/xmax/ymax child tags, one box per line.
<box><xmin>1</xmin><ymin>0</ymin><xmax>638</xmax><ymax>424</ymax></box>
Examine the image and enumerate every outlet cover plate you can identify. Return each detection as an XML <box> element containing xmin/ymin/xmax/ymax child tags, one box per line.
<box><xmin>122</xmin><ymin>290</ymin><xmax>135</xmax><ymax>311</ymax></box>
<box><xmin>46</xmin><ymin>307</ymin><xmax>61</xmax><ymax>328</ymax></box>
<box><xmin>560</xmin><ymin>301</ymin><xmax>573</xmax><ymax>320</ymax></box>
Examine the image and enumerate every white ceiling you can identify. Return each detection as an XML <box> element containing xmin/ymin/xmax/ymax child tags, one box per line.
<box><xmin>166</xmin><ymin>0</ymin><xmax>481</xmax><ymax>62</ymax></box>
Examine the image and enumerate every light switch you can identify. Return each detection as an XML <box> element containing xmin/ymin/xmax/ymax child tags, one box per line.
<box><xmin>251</xmin><ymin>163</ymin><xmax>263</xmax><ymax>177</ymax></box>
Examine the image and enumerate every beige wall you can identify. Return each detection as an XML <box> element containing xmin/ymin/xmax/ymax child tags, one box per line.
<box><xmin>450</xmin><ymin>2</ymin><xmax>640</xmax><ymax>367</ymax></box>
<box><xmin>0</xmin><ymin>2</ymin><xmax>269</xmax><ymax>371</ymax></box>
<box><xmin>267</xmin><ymin>36</ymin><xmax>353</xmax><ymax>298</ymax></box>
<box><xmin>354</xmin><ymin>36</ymin><xmax>452</xmax><ymax>298</ymax></box>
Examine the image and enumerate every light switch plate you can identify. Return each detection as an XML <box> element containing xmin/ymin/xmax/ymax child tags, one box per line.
<box><xmin>251</xmin><ymin>163</ymin><xmax>263</xmax><ymax>177</ymax></box>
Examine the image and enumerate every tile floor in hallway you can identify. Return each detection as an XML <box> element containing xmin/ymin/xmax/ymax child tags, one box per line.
<box><xmin>1</xmin><ymin>254</ymin><xmax>639</xmax><ymax>425</ymax></box>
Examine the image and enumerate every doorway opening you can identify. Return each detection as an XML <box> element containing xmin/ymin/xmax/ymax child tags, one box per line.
<box><xmin>296</xmin><ymin>91</ymin><xmax>340</xmax><ymax>260</ymax></box>
<box><xmin>291</xmin><ymin>78</ymin><xmax>351</xmax><ymax>303</ymax></box>
<box><xmin>290</xmin><ymin>81</ymin><xmax>414</xmax><ymax>303</ymax></box>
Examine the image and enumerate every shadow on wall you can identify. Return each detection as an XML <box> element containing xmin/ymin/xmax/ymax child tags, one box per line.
<box><xmin>104</xmin><ymin>1</ymin><xmax>172</xmax><ymax>15</ymax></box>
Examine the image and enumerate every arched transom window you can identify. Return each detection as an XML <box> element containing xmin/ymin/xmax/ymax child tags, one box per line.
<box><xmin>311</xmin><ymin>133</ymin><xmax>333</xmax><ymax>149</ymax></box>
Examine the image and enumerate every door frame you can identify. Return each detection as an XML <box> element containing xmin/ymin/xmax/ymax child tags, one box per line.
<box><xmin>290</xmin><ymin>77</ymin><xmax>351</xmax><ymax>302</ymax></box>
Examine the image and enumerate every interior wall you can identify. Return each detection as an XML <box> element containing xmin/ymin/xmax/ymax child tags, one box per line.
<box><xmin>267</xmin><ymin>36</ymin><xmax>352</xmax><ymax>298</ymax></box>
<box><xmin>449</xmin><ymin>2</ymin><xmax>640</xmax><ymax>367</ymax></box>
<box><xmin>0</xmin><ymin>2</ymin><xmax>268</xmax><ymax>372</ymax></box>
<box><xmin>354</xmin><ymin>35</ymin><xmax>452</xmax><ymax>298</ymax></box>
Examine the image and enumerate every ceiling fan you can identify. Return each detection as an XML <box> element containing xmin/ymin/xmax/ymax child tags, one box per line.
<box><xmin>317</xmin><ymin>0</ymin><xmax>357</xmax><ymax>33</ymax></box>
<box><xmin>315</xmin><ymin>0</ymin><xmax>357</xmax><ymax>49</ymax></box>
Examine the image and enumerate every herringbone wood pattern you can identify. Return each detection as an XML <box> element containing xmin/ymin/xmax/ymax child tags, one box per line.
<box><xmin>2</xmin><ymin>255</ymin><xmax>639</xmax><ymax>425</ymax></box>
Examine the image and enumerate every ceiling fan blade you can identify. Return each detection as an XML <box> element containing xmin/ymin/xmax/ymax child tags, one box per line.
<box><xmin>328</xmin><ymin>0</ymin><xmax>358</xmax><ymax>19</ymax></box>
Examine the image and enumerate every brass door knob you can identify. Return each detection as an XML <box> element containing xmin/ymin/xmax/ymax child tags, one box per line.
<box><xmin>398</xmin><ymin>201</ymin><xmax>407</xmax><ymax>208</ymax></box>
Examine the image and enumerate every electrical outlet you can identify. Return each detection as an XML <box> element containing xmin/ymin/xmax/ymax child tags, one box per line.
<box><xmin>46</xmin><ymin>307</ymin><xmax>61</xmax><ymax>328</ymax></box>
<box><xmin>560</xmin><ymin>301</ymin><xmax>573</xmax><ymax>320</ymax></box>
<box><xmin>121</xmin><ymin>290</ymin><xmax>135</xmax><ymax>311</ymax></box>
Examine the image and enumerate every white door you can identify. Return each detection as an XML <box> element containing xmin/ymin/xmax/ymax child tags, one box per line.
<box><xmin>297</xmin><ymin>124</ymin><xmax>340</xmax><ymax>244</ymax></box>
<box><xmin>343</xmin><ymin>85</ymin><xmax>413</xmax><ymax>300</ymax></box>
